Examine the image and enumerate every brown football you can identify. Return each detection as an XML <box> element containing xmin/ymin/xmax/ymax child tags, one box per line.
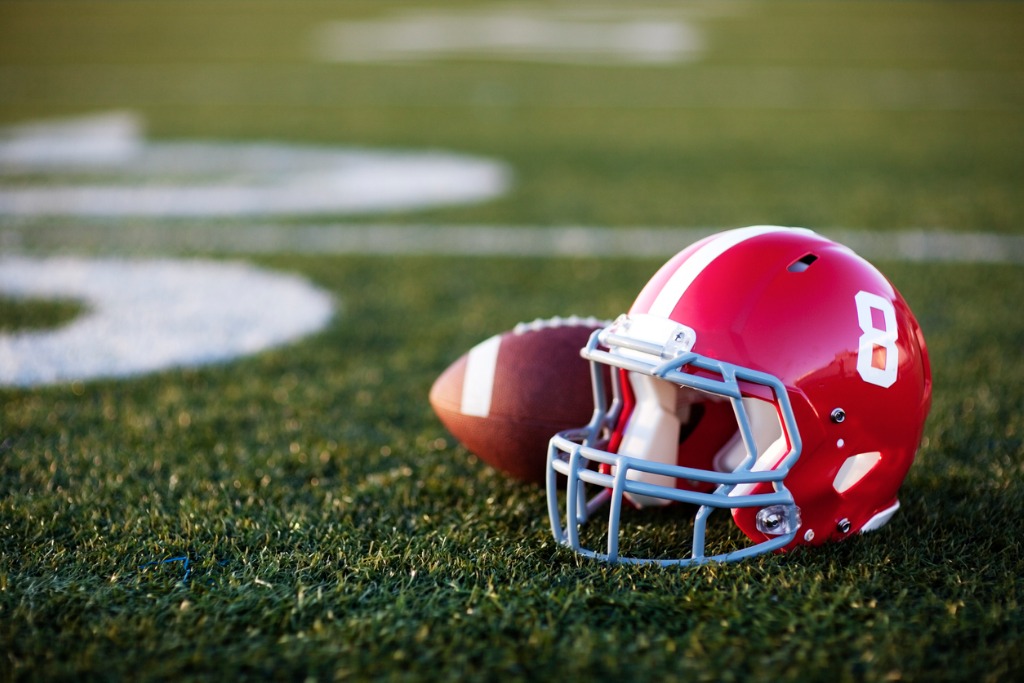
<box><xmin>429</xmin><ymin>316</ymin><xmax>607</xmax><ymax>485</ymax></box>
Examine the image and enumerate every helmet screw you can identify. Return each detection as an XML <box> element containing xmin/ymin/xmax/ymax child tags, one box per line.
<box><xmin>837</xmin><ymin>518</ymin><xmax>852</xmax><ymax>534</ymax></box>
<box><xmin>830</xmin><ymin>408</ymin><xmax>846</xmax><ymax>424</ymax></box>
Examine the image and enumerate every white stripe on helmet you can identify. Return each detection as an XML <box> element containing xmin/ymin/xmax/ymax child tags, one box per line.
<box><xmin>648</xmin><ymin>226</ymin><xmax>815</xmax><ymax>318</ymax></box>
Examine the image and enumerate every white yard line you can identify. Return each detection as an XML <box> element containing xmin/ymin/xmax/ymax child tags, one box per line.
<box><xmin>0</xmin><ymin>223</ymin><xmax>1017</xmax><ymax>387</ymax></box>
<box><xmin>2</xmin><ymin>223</ymin><xmax>1022</xmax><ymax>264</ymax></box>
<box><xmin>312</xmin><ymin>7</ymin><xmax>705</xmax><ymax>65</ymax></box>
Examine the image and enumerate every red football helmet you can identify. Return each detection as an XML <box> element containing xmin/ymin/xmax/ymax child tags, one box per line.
<box><xmin>546</xmin><ymin>226</ymin><xmax>932</xmax><ymax>565</ymax></box>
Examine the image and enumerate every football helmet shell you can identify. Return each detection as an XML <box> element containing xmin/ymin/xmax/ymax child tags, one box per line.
<box><xmin>546</xmin><ymin>226</ymin><xmax>932</xmax><ymax>565</ymax></box>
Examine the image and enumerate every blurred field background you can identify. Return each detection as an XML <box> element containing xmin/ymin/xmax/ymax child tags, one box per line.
<box><xmin>1</xmin><ymin>1</ymin><xmax>1023</xmax><ymax>681</ymax></box>
<box><xmin>3</xmin><ymin>1</ymin><xmax>1022</xmax><ymax>230</ymax></box>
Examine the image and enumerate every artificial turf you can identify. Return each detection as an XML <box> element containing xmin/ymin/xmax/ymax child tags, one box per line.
<box><xmin>2</xmin><ymin>1</ymin><xmax>1023</xmax><ymax>681</ymax></box>
<box><xmin>2</xmin><ymin>257</ymin><xmax>1022</xmax><ymax>681</ymax></box>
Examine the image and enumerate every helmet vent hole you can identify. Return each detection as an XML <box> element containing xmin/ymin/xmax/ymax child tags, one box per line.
<box><xmin>788</xmin><ymin>253</ymin><xmax>818</xmax><ymax>273</ymax></box>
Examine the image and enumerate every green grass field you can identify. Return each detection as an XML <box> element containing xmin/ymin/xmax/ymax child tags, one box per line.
<box><xmin>2</xmin><ymin>2</ymin><xmax>1023</xmax><ymax>681</ymax></box>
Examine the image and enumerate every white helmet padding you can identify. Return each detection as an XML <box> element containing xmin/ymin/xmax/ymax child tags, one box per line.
<box><xmin>617</xmin><ymin>370</ymin><xmax>784</xmax><ymax>508</ymax></box>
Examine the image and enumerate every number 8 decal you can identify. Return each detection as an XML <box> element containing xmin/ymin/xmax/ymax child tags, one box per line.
<box><xmin>855</xmin><ymin>290</ymin><xmax>899</xmax><ymax>388</ymax></box>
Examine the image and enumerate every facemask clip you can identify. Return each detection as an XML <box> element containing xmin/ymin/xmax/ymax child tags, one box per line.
<box><xmin>755</xmin><ymin>504</ymin><xmax>802</xmax><ymax>536</ymax></box>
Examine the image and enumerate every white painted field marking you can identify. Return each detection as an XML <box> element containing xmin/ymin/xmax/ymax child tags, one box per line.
<box><xmin>0</xmin><ymin>112</ymin><xmax>510</xmax><ymax>217</ymax></box>
<box><xmin>0</xmin><ymin>257</ymin><xmax>334</xmax><ymax>387</ymax></box>
<box><xmin>313</xmin><ymin>6</ymin><xmax>704</xmax><ymax>65</ymax></box>
<box><xmin>5</xmin><ymin>223</ymin><xmax>1018</xmax><ymax>265</ymax></box>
